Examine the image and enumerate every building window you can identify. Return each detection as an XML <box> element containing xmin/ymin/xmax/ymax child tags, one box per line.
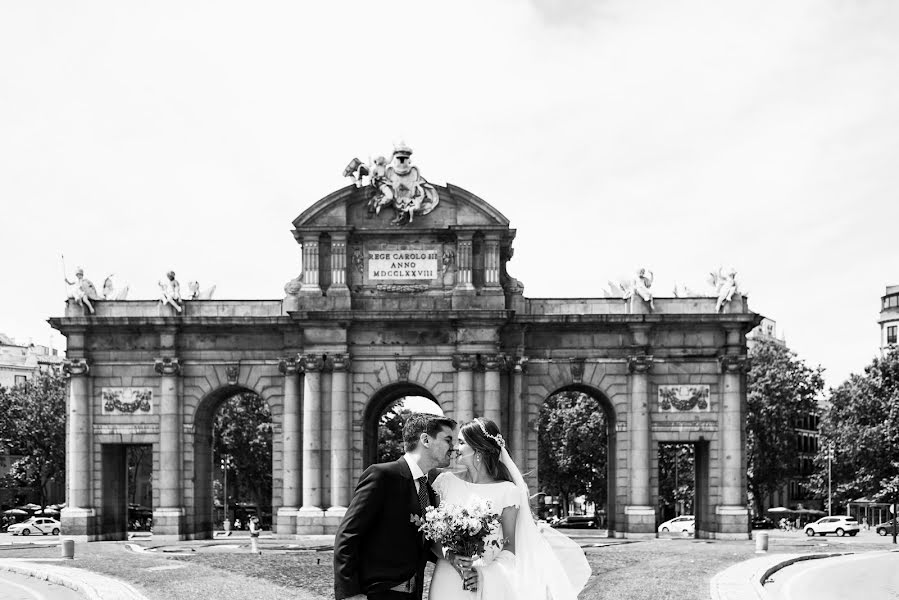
<box><xmin>14</xmin><ymin>375</ymin><xmax>27</xmax><ymax>385</ymax></box>
<box><xmin>888</xmin><ymin>325</ymin><xmax>898</xmax><ymax>345</ymax></box>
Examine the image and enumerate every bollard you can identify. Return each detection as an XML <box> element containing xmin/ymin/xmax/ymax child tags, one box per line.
<box><xmin>61</xmin><ymin>539</ymin><xmax>75</xmax><ymax>560</ymax></box>
<box><xmin>755</xmin><ymin>531</ymin><xmax>769</xmax><ymax>553</ymax></box>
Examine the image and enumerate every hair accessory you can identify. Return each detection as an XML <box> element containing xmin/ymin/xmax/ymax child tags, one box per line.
<box><xmin>475</xmin><ymin>418</ymin><xmax>506</xmax><ymax>449</ymax></box>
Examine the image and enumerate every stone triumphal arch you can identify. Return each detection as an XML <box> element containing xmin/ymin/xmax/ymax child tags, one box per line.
<box><xmin>51</xmin><ymin>146</ymin><xmax>759</xmax><ymax>541</ymax></box>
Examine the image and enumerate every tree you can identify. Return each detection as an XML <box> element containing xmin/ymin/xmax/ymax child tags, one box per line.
<box><xmin>0</xmin><ymin>372</ymin><xmax>67</xmax><ymax>508</ymax></box>
<box><xmin>658</xmin><ymin>443</ymin><xmax>694</xmax><ymax>518</ymax></box>
<box><xmin>377</xmin><ymin>401</ymin><xmax>411</xmax><ymax>463</ymax></box>
<box><xmin>746</xmin><ymin>339</ymin><xmax>824</xmax><ymax>515</ymax></box>
<box><xmin>811</xmin><ymin>348</ymin><xmax>899</xmax><ymax>509</ymax></box>
<box><xmin>212</xmin><ymin>393</ymin><xmax>272</xmax><ymax>510</ymax></box>
<box><xmin>537</xmin><ymin>391</ymin><xmax>608</xmax><ymax>516</ymax></box>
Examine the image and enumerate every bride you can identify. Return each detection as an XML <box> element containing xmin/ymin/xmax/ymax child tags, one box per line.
<box><xmin>428</xmin><ymin>418</ymin><xmax>591</xmax><ymax>600</ymax></box>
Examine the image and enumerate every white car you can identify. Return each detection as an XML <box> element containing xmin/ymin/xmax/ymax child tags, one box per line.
<box><xmin>804</xmin><ymin>516</ymin><xmax>859</xmax><ymax>537</ymax></box>
<box><xmin>7</xmin><ymin>517</ymin><xmax>61</xmax><ymax>536</ymax></box>
<box><xmin>658</xmin><ymin>515</ymin><xmax>695</xmax><ymax>534</ymax></box>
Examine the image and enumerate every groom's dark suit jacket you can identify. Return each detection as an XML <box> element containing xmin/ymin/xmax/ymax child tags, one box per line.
<box><xmin>333</xmin><ymin>457</ymin><xmax>437</xmax><ymax>600</ymax></box>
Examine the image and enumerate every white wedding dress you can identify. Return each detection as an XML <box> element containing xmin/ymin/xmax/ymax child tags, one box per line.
<box><xmin>428</xmin><ymin>451</ymin><xmax>592</xmax><ymax>600</ymax></box>
<box><xmin>429</xmin><ymin>472</ymin><xmax>520</xmax><ymax>600</ymax></box>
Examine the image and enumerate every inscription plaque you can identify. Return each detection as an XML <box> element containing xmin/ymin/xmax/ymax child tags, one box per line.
<box><xmin>367</xmin><ymin>246</ymin><xmax>439</xmax><ymax>280</ymax></box>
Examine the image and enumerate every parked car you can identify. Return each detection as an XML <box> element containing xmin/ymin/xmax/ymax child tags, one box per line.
<box><xmin>7</xmin><ymin>517</ymin><xmax>61</xmax><ymax>536</ymax></box>
<box><xmin>804</xmin><ymin>516</ymin><xmax>859</xmax><ymax>537</ymax></box>
<box><xmin>658</xmin><ymin>515</ymin><xmax>695</xmax><ymax>534</ymax></box>
<box><xmin>874</xmin><ymin>519</ymin><xmax>897</xmax><ymax>536</ymax></box>
<box><xmin>551</xmin><ymin>515</ymin><xmax>596</xmax><ymax>529</ymax></box>
<box><xmin>751</xmin><ymin>516</ymin><xmax>776</xmax><ymax>529</ymax></box>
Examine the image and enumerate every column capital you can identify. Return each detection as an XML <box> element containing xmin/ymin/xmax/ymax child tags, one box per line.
<box><xmin>300</xmin><ymin>353</ymin><xmax>324</xmax><ymax>373</ymax></box>
<box><xmin>326</xmin><ymin>353</ymin><xmax>351</xmax><ymax>372</ymax></box>
<box><xmin>718</xmin><ymin>354</ymin><xmax>751</xmax><ymax>374</ymax></box>
<box><xmin>452</xmin><ymin>353</ymin><xmax>475</xmax><ymax>371</ymax></box>
<box><xmin>481</xmin><ymin>353</ymin><xmax>507</xmax><ymax>371</ymax></box>
<box><xmin>627</xmin><ymin>354</ymin><xmax>654</xmax><ymax>374</ymax></box>
<box><xmin>511</xmin><ymin>355</ymin><xmax>529</xmax><ymax>373</ymax></box>
<box><xmin>154</xmin><ymin>357</ymin><xmax>181</xmax><ymax>376</ymax></box>
<box><xmin>278</xmin><ymin>355</ymin><xmax>301</xmax><ymax>376</ymax></box>
<box><xmin>62</xmin><ymin>358</ymin><xmax>90</xmax><ymax>376</ymax></box>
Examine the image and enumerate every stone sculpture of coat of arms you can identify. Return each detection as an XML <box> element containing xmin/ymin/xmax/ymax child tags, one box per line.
<box><xmin>343</xmin><ymin>142</ymin><xmax>440</xmax><ymax>225</ymax></box>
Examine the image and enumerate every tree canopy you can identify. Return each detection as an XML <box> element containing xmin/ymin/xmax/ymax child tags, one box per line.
<box><xmin>537</xmin><ymin>390</ymin><xmax>608</xmax><ymax>515</ymax></box>
<box><xmin>0</xmin><ymin>372</ymin><xmax>67</xmax><ymax>507</ymax></box>
<box><xmin>746</xmin><ymin>338</ymin><xmax>824</xmax><ymax>514</ymax></box>
<box><xmin>377</xmin><ymin>401</ymin><xmax>412</xmax><ymax>463</ymax></box>
<box><xmin>212</xmin><ymin>393</ymin><xmax>272</xmax><ymax>509</ymax></box>
<box><xmin>812</xmin><ymin>347</ymin><xmax>899</xmax><ymax>507</ymax></box>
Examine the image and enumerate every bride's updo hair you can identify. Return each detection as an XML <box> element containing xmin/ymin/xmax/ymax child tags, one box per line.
<box><xmin>460</xmin><ymin>418</ymin><xmax>513</xmax><ymax>483</ymax></box>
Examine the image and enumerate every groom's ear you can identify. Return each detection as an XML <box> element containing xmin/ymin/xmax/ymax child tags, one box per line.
<box><xmin>418</xmin><ymin>432</ymin><xmax>430</xmax><ymax>448</ymax></box>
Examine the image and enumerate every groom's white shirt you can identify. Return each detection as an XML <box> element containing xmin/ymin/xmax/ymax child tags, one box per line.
<box><xmin>403</xmin><ymin>453</ymin><xmax>426</xmax><ymax>494</ymax></box>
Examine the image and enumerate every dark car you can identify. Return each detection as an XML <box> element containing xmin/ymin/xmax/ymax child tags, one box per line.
<box><xmin>875</xmin><ymin>519</ymin><xmax>897</xmax><ymax>536</ymax></box>
<box><xmin>551</xmin><ymin>515</ymin><xmax>596</xmax><ymax>529</ymax></box>
<box><xmin>751</xmin><ymin>517</ymin><xmax>776</xmax><ymax>529</ymax></box>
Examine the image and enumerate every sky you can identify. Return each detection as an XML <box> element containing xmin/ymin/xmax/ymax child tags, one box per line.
<box><xmin>1</xmin><ymin>1</ymin><xmax>897</xmax><ymax>389</ymax></box>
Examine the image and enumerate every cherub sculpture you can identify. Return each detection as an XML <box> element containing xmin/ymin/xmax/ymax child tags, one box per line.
<box><xmin>709</xmin><ymin>266</ymin><xmax>739</xmax><ymax>312</ymax></box>
<box><xmin>65</xmin><ymin>267</ymin><xmax>101</xmax><ymax>314</ymax></box>
<box><xmin>158</xmin><ymin>271</ymin><xmax>183</xmax><ymax>313</ymax></box>
<box><xmin>620</xmin><ymin>268</ymin><xmax>655</xmax><ymax>310</ymax></box>
<box><xmin>187</xmin><ymin>281</ymin><xmax>216</xmax><ymax>300</ymax></box>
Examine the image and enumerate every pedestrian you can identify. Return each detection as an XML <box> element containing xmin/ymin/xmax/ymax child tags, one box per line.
<box><xmin>234</xmin><ymin>518</ymin><xmax>242</xmax><ymax>531</ymax></box>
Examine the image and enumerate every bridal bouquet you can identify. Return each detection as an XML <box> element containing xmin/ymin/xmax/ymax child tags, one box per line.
<box><xmin>411</xmin><ymin>498</ymin><xmax>504</xmax><ymax>562</ymax></box>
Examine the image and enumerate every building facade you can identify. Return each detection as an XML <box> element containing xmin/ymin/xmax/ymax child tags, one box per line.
<box><xmin>880</xmin><ymin>285</ymin><xmax>899</xmax><ymax>351</ymax></box>
<box><xmin>50</xmin><ymin>152</ymin><xmax>760</xmax><ymax>542</ymax></box>
<box><xmin>0</xmin><ymin>333</ymin><xmax>64</xmax><ymax>388</ymax></box>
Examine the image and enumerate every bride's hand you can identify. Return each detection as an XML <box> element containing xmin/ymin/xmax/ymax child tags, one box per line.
<box><xmin>447</xmin><ymin>551</ymin><xmax>474</xmax><ymax>575</ymax></box>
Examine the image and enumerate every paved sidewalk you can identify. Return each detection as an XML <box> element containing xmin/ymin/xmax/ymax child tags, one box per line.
<box><xmin>709</xmin><ymin>553</ymin><xmax>802</xmax><ymax>600</ymax></box>
<box><xmin>0</xmin><ymin>557</ymin><xmax>150</xmax><ymax>600</ymax></box>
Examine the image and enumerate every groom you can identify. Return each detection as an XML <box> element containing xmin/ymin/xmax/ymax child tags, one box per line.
<box><xmin>334</xmin><ymin>413</ymin><xmax>457</xmax><ymax>600</ymax></box>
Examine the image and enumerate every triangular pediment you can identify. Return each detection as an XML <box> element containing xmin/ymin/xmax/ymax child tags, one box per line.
<box><xmin>292</xmin><ymin>183</ymin><xmax>510</xmax><ymax>233</ymax></box>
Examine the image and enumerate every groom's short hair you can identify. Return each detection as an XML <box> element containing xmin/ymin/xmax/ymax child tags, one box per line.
<box><xmin>403</xmin><ymin>413</ymin><xmax>457</xmax><ymax>452</ymax></box>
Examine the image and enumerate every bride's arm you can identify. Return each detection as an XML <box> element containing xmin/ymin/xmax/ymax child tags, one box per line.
<box><xmin>500</xmin><ymin>505</ymin><xmax>518</xmax><ymax>554</ymax></box>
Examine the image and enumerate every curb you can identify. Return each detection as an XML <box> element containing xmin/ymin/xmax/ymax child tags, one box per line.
<box><xmin>0</xmin><ymin>558</ymin><xmax>150</xmax><ymax>600</ymax></box>
<box><xmin>709</xmin><ymin>552</ymin><xmax>855</xmax><ymax>600</ymax></box>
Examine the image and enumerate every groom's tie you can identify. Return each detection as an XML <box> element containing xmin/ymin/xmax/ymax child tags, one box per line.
<box><xmin>416</xmin><ymin>476</ymin><xmax>431</xmax><ymax>514</ymax></box>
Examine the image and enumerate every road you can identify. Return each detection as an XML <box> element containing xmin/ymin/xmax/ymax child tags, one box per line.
<box><xmin>0</xmin><ymin>569</ymin><xmax>83</xmax><ymax>600</ymax></box>
<box><xmin>766</xmin><ymin>551</ymin><xmax>899</xmax><ymax>600</ymax></box>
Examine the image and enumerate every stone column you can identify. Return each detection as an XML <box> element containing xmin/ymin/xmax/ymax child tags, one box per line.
<box><xmin>625</xmin><ymin>351</ymin><xmax>655</xmax><ymax>537</ymax></box>
<box><xmin>455</xmin><ymin>234</ymin><xmax>475</xmax><ymax>291</ymax></box>
<box><xmin>297</xmin><ymin>353</ymin><xmax>325</xmax><ymax>533</ymax></box>
<box><xmin>452</xmin><ymin>354</ymin><xmax>475</xmax><ymax>422</ymax></box>
<box><xmin>717</xmin><ymin>354</ymin><xmax>751</xmax><ymax>538</ymax></box>
<box><xmin>482</xmin><ymin>354</ymin><xmax>504</xmax><ymax>426</ymax></box>
<box><xmin>62</xmin><ymin>358</ymin><xmax>94</xmax><ymax>536</ymax></box>
<box><xmin>484</xmin><ymin>236</ymin><xmax>501</xmax><ymax>287</ymax></box>
<box><xmin>330</xmin><ymin>235</ymin><xmax>349</xmax><ymax>291</ymax></box>
<box><xmin>154</xmin><ymin>357</ymin><xmax>184</xmax><ymax>538</ymax></box>
<box><xmin>510</xmin><ymin>356</ymin><xmax>528</xmax><ymax>456</ymax></box>
<box><xmin>301</xmin><ymin>234</ymin><xmax>321</xmax><ymax>294</ymax></box>
<box><xmin>325</xmin><ymin>354</ymin><xmax>351</xmax><ymax>529</ymax></box>
<box><xmin>276</xmin><ymin>356</ymin><xmax>301</xmax><ymax>534</ymax></box>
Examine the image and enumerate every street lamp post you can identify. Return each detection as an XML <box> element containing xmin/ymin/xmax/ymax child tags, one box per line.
<box><xmin>827</xmin><ymin>443</ymin><xmax>833</xmax><ymax>517</ymax></box>
<box><xmin>221</xmin><ymin>455</ymin><xmax>233</xmax><ymax>531</ymax></box>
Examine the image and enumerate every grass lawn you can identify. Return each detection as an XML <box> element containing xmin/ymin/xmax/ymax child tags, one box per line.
<box><xmin>3</xmin><ymin>536</ymin><xmax>893</xmax><ymax>600</ymax></box>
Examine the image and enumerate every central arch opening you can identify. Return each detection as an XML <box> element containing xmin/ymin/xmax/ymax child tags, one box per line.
<box><xmin>363</xmin><ymin>383</ymin><xmax>441</xmax><ymax>467</ymax></box>
<box><xmin>193</xmin><ymin>387</ymin><xmax>273</xmax><ymax>537</ymax></box>
<box><xmin>537</xmin><ymin>386</ymin><xmax>615</xmax><ymax>533</ymax></box>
